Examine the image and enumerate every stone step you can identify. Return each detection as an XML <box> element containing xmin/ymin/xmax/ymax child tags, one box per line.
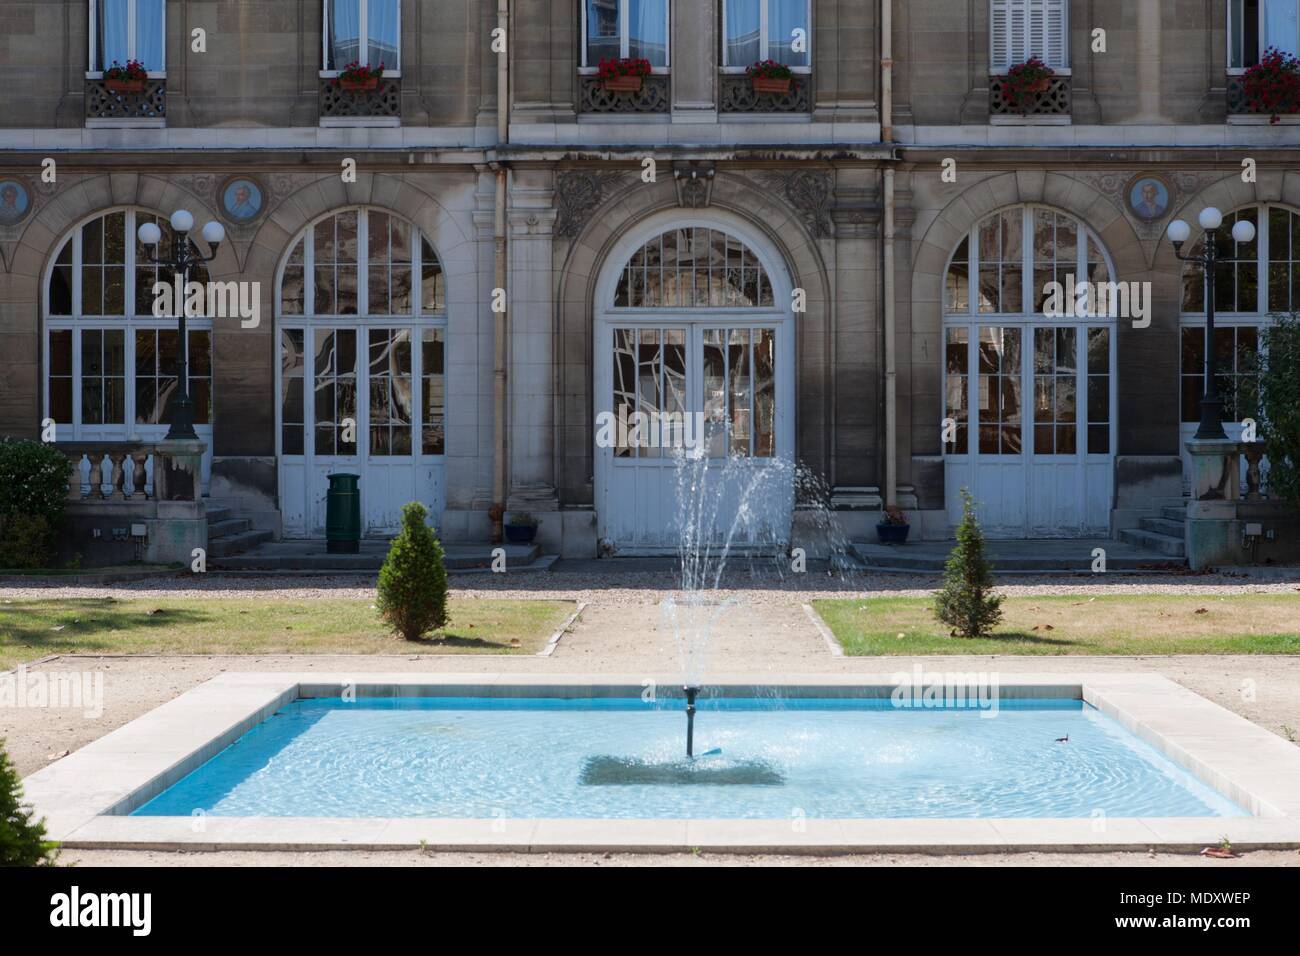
<box><xmin>207</xmin><ymin>517</ymin><xmax>251</xmax><ymax>539</ymax></box>
<box><xmin>1139</xmin><ymin>516</ymin><xmax>1186</xmax><ymax>537</ymax></box>
<box><xmin>848</xmin><ymin>537</ymin><xmax>1186</xmax><ymax>572</ymax></box>
<box><xmin>205</xmin><ymin>505</ymin><xmax>232</xmax><ymax>524</ymax></box>
<box><xmin>1118</xmin><ymin>528</ymin><xmax>1186</xmax><ymax>558</ymax></box>
<box><xmin>206</xmin><ymin>528</ymin><xmax>273</xmax><ymax>558</ymax></box>
<box><xmin>1161</xmin><ymin>505</ymin><xmax>1189</xmax><ymax>522</ymax></box>
<box><xmin>209</xmin><ymin>540</ymin><xmax>545</xmax><ymax>572</ymax></box>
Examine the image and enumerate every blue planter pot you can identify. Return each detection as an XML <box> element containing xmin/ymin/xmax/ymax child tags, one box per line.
<box><xmin>876</xmin><ymin>523</ymin><xmax>910</xmax><ymax>544</ymax></box>
<box><xmin>504</xmin><ymin>524</ymin><xmax>537</xmax><ymax>544</ymax></box>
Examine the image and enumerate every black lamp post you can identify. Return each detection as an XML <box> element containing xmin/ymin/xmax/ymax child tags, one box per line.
<box><xmin>137</xmin><ymin>211</ymin><xmax>225</xmax><ymax>442</ymax></box>
<box><xmin>1165</xmin><ymin>207</ymin><xmax>1256</xmax><ymax>442</ymax></box>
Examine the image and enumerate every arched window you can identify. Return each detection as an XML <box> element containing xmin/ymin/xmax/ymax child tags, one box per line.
<box><xmin>44</xmin><ymin>208</ymin><xmax>213</xmax><ymax>436</ymax></box>
<box><xmin>604</xmin><ymin>225</ymin><xmax>782</xmax><ymax>460</ymax></box>
<box><xmin>941</xmin><ymin>205</ymin><xmax>1116</xmax><ymax>536</ymax></box>
<box><xmin>613</xmin><ymin>226</ymin><xmax>774</xmax><ymax>308</ymax></box>
<box><xmin>593</xmin><ymin>216</ymin><xmax>794</xmax><ymax>552</ymax></box>
<box><xmin>1178</xmin><ymin>204</ymin><xmax>1300</xmax><ymax>424</ymax></box>
<box><xmin>275</xmin><ymin>207</ymin><xmax>446</xmax><ymax>536</ymax></box>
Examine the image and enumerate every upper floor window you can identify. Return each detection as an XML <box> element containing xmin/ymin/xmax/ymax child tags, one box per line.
<box><xmin>722</xmin><ymin>1</ymin><xmax>811</xmax><ymax>70</ymax></box>
<box><xmin>89</xmin><ymin>0</ymin><xmax>165</xmax><ymax>74</ymax></box>
<box><xmin>324</xmin><ymin>0</ymin><xmax>400</xmax><ymax>73</ymax></box>
<box><xmin>1230</xmin><ymin>0</ymin><xmax>1300</xmax><ymax>69</ymax></box>
<box><xmin>581</xmin><ymin>0</ymin><xmax>669</xmax><ymax>69</ymax></box>
<box><xmin>990</xmin><ymin>0</ymin><xmax>1069</xmax><ymax>72</ymax></box>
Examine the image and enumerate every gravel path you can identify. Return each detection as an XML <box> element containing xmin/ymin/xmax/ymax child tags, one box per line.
<box><xmin>5</xmin><ymin>564</ymin><xmax>1299</xmax><ymax>867</ymax></box>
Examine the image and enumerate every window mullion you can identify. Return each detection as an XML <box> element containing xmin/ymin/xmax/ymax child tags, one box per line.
<box><xmin>360</xmin><ymin>0</ymin><xmax>369</xmax><ymax>65</ymax></box>
<box><xmin>761</xmin><ymin>0</ymin><xmax>770</xmax><ymax>60</ymax></box>
<box><xmin>621</xmin><ymin>0</ymin><xmax>629</xmax><ymax>58</ymax></box>
<box><xmin>1022</xmin><ymin>208</ymin><xmax>1032</xmax><ymax>317</ymax></box>
<box><xmin>358</xmin><ymin>211</ymin><xmax>369</xmax><ymax>320</ymax></box>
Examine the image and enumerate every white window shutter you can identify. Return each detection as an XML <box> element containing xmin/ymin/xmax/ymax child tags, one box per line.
<box><xmin>990</xmin><ymin>0</ymin><xmax>1012</xmax><ymax>71</ymax></box>
<box><xmin>1043</xmin><ymin>0</ymin><xmax>1068</xmax><ymax>68</ymax></box>
<box><xmin>995</xmin><ymin>0</ymin><xmax>1067</xmax><ymax>70</ymax></box>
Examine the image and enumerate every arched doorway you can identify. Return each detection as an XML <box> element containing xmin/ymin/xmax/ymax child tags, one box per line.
<box><xmin>942</xmin><ymin>205</ymin><xmax>1117</xmax><ymax>536</ymax></box>
<box><xmin>274</xmin><ymin>207</ymin><xmax>446</xmax><ymax>537</ymax></box>
<box><xmin>593</xmin><ymin>213</ymin><xmax>796</xmax><ymax>553</ymax></box>
<box><xmin>43</xmin><ymin>207</ymin><xmax>215</xmax><ymax>490</ymax></box>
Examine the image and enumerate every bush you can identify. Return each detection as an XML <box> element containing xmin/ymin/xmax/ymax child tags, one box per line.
<box><xmin>0</xmin><ymin>738</ymin><xmax>58</xmax><ymax>866</ymax></box>
<box><xmin>377</xmin><ymin>502</ymin><xmax>449</xmax><ymax>641</ymax></box>
<box><xmin>934</xmin><ymin>489</ymin><xmax>1003</xmax><ymax>639</ymax></box>
<box><xmin>0</xmin><ymin>439</ymin><xmax>69</xmax><ymax>569</ymax></box>
<box><xmin>1252</xmin><ymin>312</ymin><xmax>1300</xmax><ymax>505</ymax></box>
<box><xmin>0</xmin><ymin>514</ymin><xmax>56</xmax><ymax>570</ymax></box>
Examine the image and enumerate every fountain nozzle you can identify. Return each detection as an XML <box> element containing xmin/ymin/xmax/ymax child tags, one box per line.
<box><xmin>684</xmin><ymin>685</ymin><xmax>700</xmax><ymax>758</ymax></box>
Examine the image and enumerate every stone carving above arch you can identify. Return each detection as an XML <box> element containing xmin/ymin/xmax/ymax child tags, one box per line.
<box><xmin>757</xmin><ymin>169</ymin><xmax>834</xmax><ymax>239</ymax></box>
<box><xmin>554</xmin><ymin>170</ymin><xmax>630</xmax><ymax>238</ymax></box>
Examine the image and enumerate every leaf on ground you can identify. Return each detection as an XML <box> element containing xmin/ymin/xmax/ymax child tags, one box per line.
<box><xmin>1195</xmin><ymin>608</ymin><xmax>1209</xmax><ymax>615</ymax></box>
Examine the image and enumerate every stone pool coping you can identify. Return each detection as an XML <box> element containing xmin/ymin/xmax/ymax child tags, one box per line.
<box><xmin>22</xmin><ymin>672</ymin><xmax>1300</xmax><ymax>853</ymax></box>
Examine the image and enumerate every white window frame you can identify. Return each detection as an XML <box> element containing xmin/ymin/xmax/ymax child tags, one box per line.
<box><xmin>941</xmin><ymin>206</ymin><xmax>1118</xmax><ymax>465</ymax></box>
<box><xmin>86</xmin><ymin>0</ymin><xmax>166</xmax><ymax>78</ymax></box>
<box><xmin>320</xmin><ymin>0</ymin><xmax>402</xmax><ymax>78</ymax></box>
<box><xmin>42</xmin><ymin>208</ymin><xmax>215</xmax><ymax>440</ymax></box>
<box><xmin>1176</xmin><ymin>204</ymin><xmax>1300</xmax><ymax>320</ymax></box>
<box><xmin>579</xmin><ymin>0</ymin><xmax>671</xmax><ymax>72</ymax></box>
<box><xmin>988</xmin><ymin>0</ymin><xmax>1071</xmax><ymax>76</ymax></box>
<box><xmin>720</xmin><ymin>0</ymin><xmax>813</xmax><ymax>73</ymax></box>
<box><xmin>1228</xmin><ymin>0</ymin><xmax>1300</xmax><ymax>73</ymax></box>
<box><xmin>273</xmin><ymin>207</ymin><xmax>447</xmax><ymax>463</ymax></box>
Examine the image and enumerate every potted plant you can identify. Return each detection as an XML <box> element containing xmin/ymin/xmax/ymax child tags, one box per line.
<box><xmin>504</xmin><ymin>512</ymin><xmax>540</xmax><ymax>544</ymax></box>
<box><xmin>597</xmin><ymin>57</ymin><xmax>652</xmax><ymax>93</ymax></box>
<box><xmin>335</xmin><ymin>60</ymin><xmax>385</xmax><ymax>92</ymax></box>
<box><xmin>746</xmin><ymin>59</ymin><xmax>794</xmax><ymax>95</ymax></box>
<box><xmin>876</xmin><ymin>504</ymin><xmax>911</xmax><ymax>544</ymax></box>
<box><xmin>1001</xmin><ymin>56</ymin><xmax>1055</xmax><ymax>114</ymax></box>
<box><xmin>103</xmin><ymin>59</ymin><xmax>148</xmax><ymax>93</ymax></box>
<box><xmin>1242</xmin><ymin>47</ymin><xmax>1300</xmax><ymax>124</ymax></box>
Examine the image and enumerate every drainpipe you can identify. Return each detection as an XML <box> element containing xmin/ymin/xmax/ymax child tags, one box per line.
<box><xmin>881</xmin><ymin>0</ymin><xmax>897</xmax><ymax>508</ymax></box>
<box><xmin>490</xmin><ymin>0</ymin><xmax>510</xmax><ymax>543</ymax></box>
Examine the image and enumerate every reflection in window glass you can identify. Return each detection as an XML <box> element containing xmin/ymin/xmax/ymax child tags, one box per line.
<box><xmin>586</xmin><ymin>0</ymin><xmax>621</xmax><ymax>64</ymax></box>
<box><xmin>421</xmin><ymin>329</ymin><xmax>445</xmax><ymax>455</ymax></box>
<box><xmin>977</xmin><ymin>326</ymin><xmax>1021</xmax><ymax>455</ymax></box>
<box><xmin>944</xmin><ymin>328</ymin><xmax>970</xmax><ymax>454</ymax></box>
<box><xmin>281</xmin><ymin>329</ymin><xmax>305</xmax><ymax>455</ymax></box>
<box><xmin>368</xmin><ymin>328</ymin><xmax>412</xmax><ymax>456</ymax></box>
<box><xmin>615</xmin><ymin>228</ymin><xmax>774</xmax><ymax>308</ymax></box>
<box><xmin>313</xmin><ymin>328</ymin><xmax>357</xmax><ymax>455</ymax></box>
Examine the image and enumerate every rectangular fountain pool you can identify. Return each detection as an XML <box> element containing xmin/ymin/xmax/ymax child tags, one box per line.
<box><xmin>132</xmin><ymin>696</ymin><xmax>1246</xmax><ymax>819</ymax></box>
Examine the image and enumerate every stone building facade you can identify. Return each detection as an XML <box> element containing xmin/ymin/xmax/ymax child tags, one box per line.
<box><xmin>0</xmin><ymin>1</ymin><xmax>1296</xmax><ymax>563</ymax></box>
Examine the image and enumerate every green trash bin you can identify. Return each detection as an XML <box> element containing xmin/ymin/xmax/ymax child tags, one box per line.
<box><xmin>325</xmin><ymin>473</ymin><xmax>361</xmax><ymax>554</ymax></box>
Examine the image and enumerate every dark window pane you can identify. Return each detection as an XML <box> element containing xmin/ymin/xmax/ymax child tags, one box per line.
<box><xmin>1088</xmin><ymin>424</ymin><xmax>1109</xmax><ymax>455</ymax></box>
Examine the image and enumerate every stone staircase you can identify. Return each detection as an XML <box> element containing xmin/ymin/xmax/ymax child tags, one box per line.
<box><xmin>1118</xmin><ymin>503</ymin><xmax>1187</xmax><ymax>560</ymax></box>
<box><xmin>205</xmin><ymin>504</ymin><xmax>273</xmax><ymax>559</ymax></box>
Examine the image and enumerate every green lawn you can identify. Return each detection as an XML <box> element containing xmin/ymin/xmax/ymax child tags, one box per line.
<box><xmin>813</xmin><ymin>594</ymin><xmax>1300</xmax><ymax>656</ymax></box>
<box><xmin>0</xmin><ymin>597</ymin><xmax>577</xmax><ymax>670</ymax></box>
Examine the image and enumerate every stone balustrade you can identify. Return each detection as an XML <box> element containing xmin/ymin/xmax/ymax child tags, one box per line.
<box><xmin>62</xmin><ymin>442</ymin><xmax>157</xmax><ymax>502</ymax></box>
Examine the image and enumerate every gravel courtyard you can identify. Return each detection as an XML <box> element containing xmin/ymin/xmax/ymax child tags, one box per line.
<box><xmin>5</xmin><ymin>562</ymin><xmax>1300</xmax><ymax>866</ymax></box>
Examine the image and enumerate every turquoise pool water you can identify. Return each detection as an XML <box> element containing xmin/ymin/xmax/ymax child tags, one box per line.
<box><xmin>133</xmin><ymin>697</ymin><xmax>1246</xmax><ymax>819</ymax></box>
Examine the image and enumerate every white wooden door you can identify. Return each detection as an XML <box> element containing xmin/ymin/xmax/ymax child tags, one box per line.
<box><xmin>945</xmin><ymin>322</ymin><xmax>1114</xmax><ymax>537</ymax></box>
<box><xmin>278</xmin><ymin>324</ymin><xmax>444</xmax><ymax>537</ymax></box>
<box><xmin>596</xmin><ymin>321</ymin><xmax>793</xmax><ymax>554</ymax></box>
